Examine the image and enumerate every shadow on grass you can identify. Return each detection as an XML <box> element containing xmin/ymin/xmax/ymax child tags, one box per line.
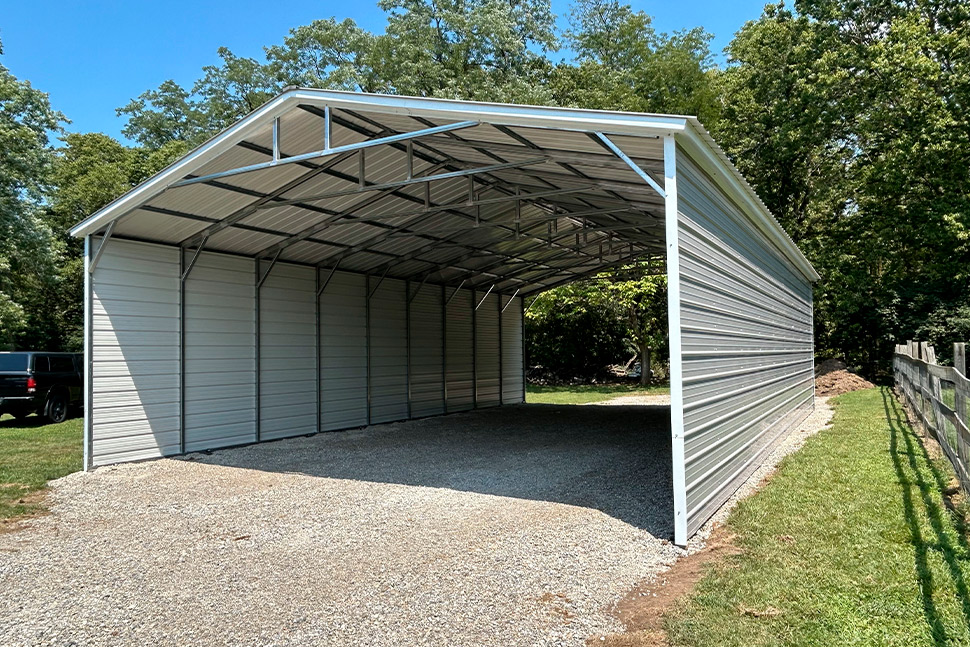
<box><xmin>0</xmin><ymin>412</ymin><xmax>81</xmax><ymax>430</ymax></box>
<box><xmin>882</xmin><ymin>389</ymin><xmax>970</xmax><ymax>645</ymax></box>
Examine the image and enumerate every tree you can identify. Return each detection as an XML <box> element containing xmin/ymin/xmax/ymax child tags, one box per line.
<box><xmin>525</xmin><ymin>280</ymin><xmax>629</xmax><ymax>381</ymax></box>
<box><xmin>525</xmin><ymin>267</ymin><xmax>666</xmax><ymax>384</ymax></box>
<box><xmin>0</xmin><ymin>37</ymin><xmax>65</xmax><ymax>349</ymax></box>
<box><xmin>714</xmin><ymin>1</ymin><xmax>970</xmax><ymax>376</ymax></box>
<box><xmin>42</xmin><ymin>133</ymin><xmax>189</xmax><ymax>350</ymax></box>
<box><xmin>118</xmin><ymin>0</ymin><xmax>560</xmax><ymax>149</ymax></box>
<box><xmin>551</xmin><ymin>0</ymin><xmax>718</xmax><ymax>124</ymax></box>
<box><xmin>603</xmin><ymin>271</ymin><xmax>667</xmax><ymax>385</ymax></box>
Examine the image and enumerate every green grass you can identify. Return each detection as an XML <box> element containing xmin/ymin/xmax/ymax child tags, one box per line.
<box><xmin>0</xmin><ymin>414</ymin><xmax>82</xmax><ymax>521</ymax></box>
<box><xmin>666</xmin><ymin>387</ymin><xmax>970</xmax><ymax>647</ymax></box>
<box><xmin>525</xmin><ymin>383</ymin><xmax>669</xmax><ymax>404</ymax></box>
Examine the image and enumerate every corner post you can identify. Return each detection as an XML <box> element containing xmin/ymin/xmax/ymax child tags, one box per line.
<box><xmin>664</xmin><ymin>134</ymin><xmax>688</xmax><ymax>546</ymax></box>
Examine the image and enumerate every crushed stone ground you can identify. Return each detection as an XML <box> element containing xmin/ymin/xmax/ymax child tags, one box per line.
<box><xmin>0</xmin><ymin>405</ymin><xmax>680</xmax><ymax>647</ymax></box>
<box><xmin>0</xmin><ymin>397</ymin><xmax>836</xmax><ymax>646</ymax></box>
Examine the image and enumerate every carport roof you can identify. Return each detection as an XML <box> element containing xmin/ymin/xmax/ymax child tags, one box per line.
<box><xmin>70</xmin><ymin>89</ymin><xmax>819</xmax><ymax>292</ymax></box>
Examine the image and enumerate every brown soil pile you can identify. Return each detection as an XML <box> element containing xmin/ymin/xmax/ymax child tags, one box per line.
<box><xmin>814</xmin><ymin>358</ymin><xmax>874</xmax><ymax>397</ymax></box>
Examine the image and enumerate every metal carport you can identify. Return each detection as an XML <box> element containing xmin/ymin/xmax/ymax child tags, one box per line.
<box><xmin>69</xmin><ymin>89</ymin><xmax>819</xmax><ymax>545</ymax></box>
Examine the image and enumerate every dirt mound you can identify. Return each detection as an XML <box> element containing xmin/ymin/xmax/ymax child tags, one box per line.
<box><xmin>814</xmin><ymin>359</ymin><xmax>874</xmax><ymax>396</ymax></box>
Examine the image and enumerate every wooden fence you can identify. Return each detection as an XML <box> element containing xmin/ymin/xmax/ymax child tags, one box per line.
<box><xmin>893</xmin><ymin>341</ymin><xmax>970</xmax><ymax>493</ymax></box>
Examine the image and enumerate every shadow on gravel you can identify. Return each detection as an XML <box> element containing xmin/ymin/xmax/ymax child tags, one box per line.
<box><xmin>200</xmin><ymin>403</ymin><xmax>675</xmax><ymax>540</ymax></box>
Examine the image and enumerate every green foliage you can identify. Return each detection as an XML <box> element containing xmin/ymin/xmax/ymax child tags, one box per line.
<box><xmin>525</xmin><ymin>267</ymin><xmax>666</xmax><ymax>381</ymax></box>
<box><xmin>4</xmin><ymin>0</ymin><xmax>970</xmax><ymax>376</ymax></box>
<box><xmin>713</xmin><ymin>1</ymin><xmax>970</xmax><ymax>377</ymax></box>
<box><xmin>0</xmin><ymin>37</ymin><xmax>65</xmax><ymax>349</ymax></box>
<box><xmin>551</xmin><ymin>0</ymin><xmax>718</xmax><ymax>122</ymax></box>
<box><xmin>666</xmin><ymin>388</ymin><xmax>970</xmax><ymax>647</ymax></box>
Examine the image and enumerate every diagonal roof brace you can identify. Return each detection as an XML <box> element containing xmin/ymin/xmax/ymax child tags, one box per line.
<box><xmin>593</xmin><ymin>132</ymin><xmax>666</xmax><ymax>199</ymax></box>
<box><xmin>170</xmin><ymin>120</ymin><xmax>480</xmax><ymax>189</ymax></box>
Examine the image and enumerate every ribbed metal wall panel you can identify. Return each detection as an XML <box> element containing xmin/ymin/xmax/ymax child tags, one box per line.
<box><xmin>88</xmin><ymin>240</ymin><xmax>526</xmax><ymax>464</ymax></box>
<box><xmin>501</xmin><ymin>296</ymin><xmax>524</xmax><ymax>405</ymax></box>
<box><xmin>475</xmin><ymin>291</ymin><xmax>501</xmax><ymax>407</ymax></box>
<box><xmin>369</xmin><ymin>277</ymin><xmax>408</xmax><ymax>424</ymax></box>
<box><xmin>408</xmin><ymin>284</ymin><xmax>445</xmax><ymax>417</ymax></box>
<box><xmin>676</xmin><ymin>151</ymin><xmax>814</xmax><ymax>538</ymax></box>
<box><xmin>183</xmin><ymin>251</ymin><xmax>257</xmax><ymax>452</ymax></box>
<box><xmin>90</xmin><ymin>239</ymin><xmax>181</xmax><ymax>465</ymax></box>
<box><xmin>259</xmin><ymin>263</ymin><xmax>316</xmax><ymax>440</ymax></box>
<box><xmin>446</xmin><ymin>288</ymin><xmax>474</xmax><ymax>411</ymax></box>
<box><xmin>320</xmin><ymin>271</ymin><xmax>367</xmax><ymax>430</ymax></box>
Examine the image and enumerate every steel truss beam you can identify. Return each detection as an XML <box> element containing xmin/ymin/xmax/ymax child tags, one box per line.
<box><xmin>171</xmin><ymin>120</ymin><xmax>479</xmax><ymax>188</ymax></box>
<box><xmin>284</xmin><ymin>114</ymin><xmax>652</xmax><ymax>276</ymax></box>
<box><xmin>180</xmin><ymin>151</ymin><xmax>357</xmax><ymax>249</ymax></box>
<box><xmin>258</xmin><ymin>157</ymin><xmax>546</xmax><ymax>211</ymax></box>
<box><xmin>320</xmin><ymin>108</ymin><xmax>650</xmax><ymax>265</ymax></box>
<box><xmin>154</xmin><ymin>105</ymin><xmax>667</xmax><ymax>297</ymax></box>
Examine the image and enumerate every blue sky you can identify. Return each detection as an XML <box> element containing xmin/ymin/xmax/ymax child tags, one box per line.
<box><xmin>2</xmin><ymin>1</ymin><xmax>767</xmax><ymax>142</ymax></box>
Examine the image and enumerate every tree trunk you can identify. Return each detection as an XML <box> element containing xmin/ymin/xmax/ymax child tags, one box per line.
<box><xmin>639</xmin><ymin>342</ymin><xmax>651</xmax><ymax>386</ymax></box>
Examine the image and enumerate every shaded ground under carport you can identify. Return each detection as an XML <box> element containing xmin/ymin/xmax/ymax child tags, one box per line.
<box><xmin>0</xmin><ymin>403</ymin><xmax>679</xmax><ymax>647</ymax></box>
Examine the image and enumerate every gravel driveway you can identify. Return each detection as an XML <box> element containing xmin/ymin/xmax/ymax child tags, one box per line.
<box><xmin>0</xmin><ymin>403</ymin><xmax>681</xmax><ymax>646</ymax></box>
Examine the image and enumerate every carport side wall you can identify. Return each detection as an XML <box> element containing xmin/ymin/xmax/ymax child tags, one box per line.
<box><xmin>86</xmin><ymin>238</ymin><xmax>525</xmax><ymax>467</ymax></box>
<box><xmin>674</xmin><ymin>147</ymin><xmax>815</xmax><ymax>541</ymax></box>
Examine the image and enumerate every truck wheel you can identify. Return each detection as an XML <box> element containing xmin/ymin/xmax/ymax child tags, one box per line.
<box><xmin>46</xmin><ymin>393</ymin><xmax>68</xmax><ymax>424</ymax></box>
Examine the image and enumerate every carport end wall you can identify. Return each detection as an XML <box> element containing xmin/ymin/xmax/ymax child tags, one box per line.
<box><xmin>84</xmin><ymin>238</ymin><xmax>525</xmax><ymax>468</ymax></box>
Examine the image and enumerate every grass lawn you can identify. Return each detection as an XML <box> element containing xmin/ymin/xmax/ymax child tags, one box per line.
<box><xmin>666</xmin><ymin>387</ymin><xmax>970</xmax><ymax>647</ymax></box>
<box><xmin>526</xmin><ymin>383</ymin><xmax>669</xmax><ymax>405</ymax></box>
<box><xmin>0</xmin><ymin>414</ymin><xmax>82</xmax><ymax>522</ymax></box>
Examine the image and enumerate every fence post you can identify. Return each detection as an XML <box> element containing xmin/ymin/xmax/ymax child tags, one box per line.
<box><xmin>955</xmin><ymin>342</ymin><xmax>966</xmax><ymax>377</ymax></box>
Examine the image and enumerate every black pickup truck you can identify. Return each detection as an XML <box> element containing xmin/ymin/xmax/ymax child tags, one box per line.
<box><xmin>0</xmin><ymin>352</ymin><xmax>83</xmax><ymax>423</ymax></box>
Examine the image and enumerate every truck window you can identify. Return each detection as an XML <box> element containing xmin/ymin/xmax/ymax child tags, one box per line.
<box><xmin>33</xmin><ymin>356</ymin><xmax>50</xmax><ymax>372</ymax></box>
<box><xmin>0</xmin><ymin>353</ymin><xmax>28</xmax><ymax>371</ymax></box>
<box><xmin>50</xmin><ymin>356</ymin><xmax>74</xmax><ymax>372</ymax></box>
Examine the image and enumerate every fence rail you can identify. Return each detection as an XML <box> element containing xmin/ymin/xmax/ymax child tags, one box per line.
<box><xmin>893</xmin><ymin>341</ymin><xmax>970</xmax><ymax>494</ymax></box>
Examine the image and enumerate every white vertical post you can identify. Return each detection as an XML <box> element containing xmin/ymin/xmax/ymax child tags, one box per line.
<box><xmin>406</xmin><ymin>279</ymin><xmax>412</xmax><ymax>419</ymax></box>
<box><xmin>83</xmin><ymin>236</ymin><xmax>94</xmax><ymax>470</ymax></box>
<box><xmin>254</xmin><ymin>258</ymin><xmax>261</xmax><ymax>442</ymax></box>
<box><xmin>316</xmin><ymin>268</ymin><xmax>322</xmax><ymax>434</ymax></box>
<box><xmin>663</xmin><ymin>135</ymin><xmax>688</xmax><ymax>546</ymax></box>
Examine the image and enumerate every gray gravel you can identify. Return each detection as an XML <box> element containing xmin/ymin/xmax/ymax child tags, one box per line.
<box><xmin>0</xmin><ymin>398</ymin><xmax>833</xmax><ymax>646</ymax></box>
<box><xmin>0</xmin><ymin>404</ymin><xmax>681</xmax><ymax>647</ymax></box>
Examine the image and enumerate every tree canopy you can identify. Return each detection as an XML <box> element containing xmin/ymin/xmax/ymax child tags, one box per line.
<box><xmin>1</xmin><ymin>0</ymin><xmax>969</xmax><ymax>379</ymax></box>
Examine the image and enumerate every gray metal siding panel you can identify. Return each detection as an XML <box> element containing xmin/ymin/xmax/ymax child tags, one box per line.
<box><xmin>409</xmin><ymin>284</ymin><xmax>445</xmax><ymax>417</ymax></box>
<box><xmin>475</xmin><ymin>292</ymin><xmax>501</xmax><ymax>407</ymax></box>
<box><xmin>260</xmin><ymin>263</ymin><xmax>316</xmax><ymax>440</ymax></box>
<box><xmin>183</xmin><ymin>251</ymin><xmax>257</xmax><ymax>452</ymax></box>
<box><xmin>446</xmin><ymin>288</ymin><xmax>474</xmax><ymax>411</ymax></box>
<box><xmin>501</xmin><ymin>296</ymin><xmax>524</xmax><ymax>404</ymax></box>
<box><xmin>369</xmin><ymin>277</ymin><xmax>408</xmax><ymax>424</ymax></box>
<box><xmin>90</xmin><ymin>239</ymin><xmax>181</xmax><ymax>465</ymax></box>
<box><xmin>320</xmin><ymin>271</ymin><xmax>367</xmax><ymax>430</ymax></box>
<box><xmin>676</xmin><ymin>151</ymin><xmax>814</xmax><ymax>537</ymax></box>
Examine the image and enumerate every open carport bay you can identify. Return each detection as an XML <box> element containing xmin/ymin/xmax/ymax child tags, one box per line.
<box><xmin>0</xmin><ymin>404</ymin><xmax>679</xmax><ymax>646</ymax></box>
